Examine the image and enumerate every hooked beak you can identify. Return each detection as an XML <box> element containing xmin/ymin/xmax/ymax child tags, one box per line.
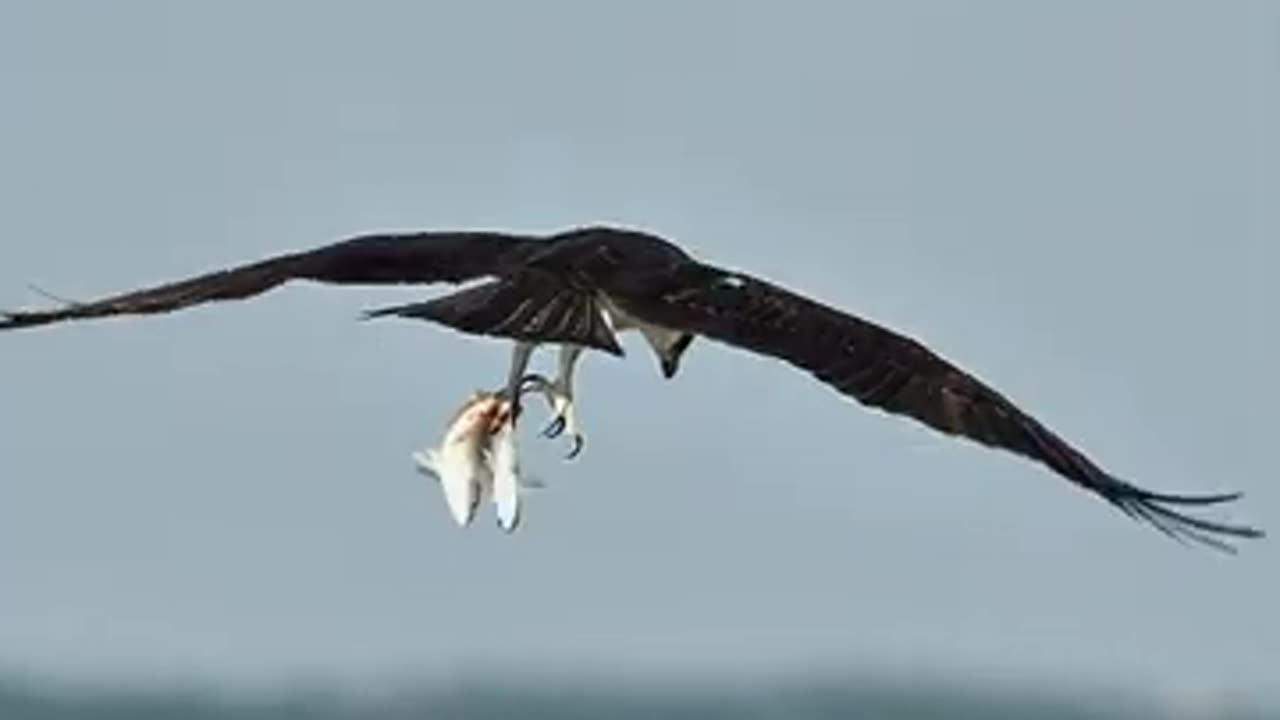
<box><xmin>660</xmin><ymin>356</ymin><xmax>679</xmax><ymax>379</ymax></box>
<box><xmin>659</xmin><ymin>333</ymin><xmax>693</xmax><ymax>379</ymax></box>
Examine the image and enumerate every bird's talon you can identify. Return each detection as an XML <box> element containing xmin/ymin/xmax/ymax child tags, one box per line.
<box><xmin>565</xmin><ymin>434</ymin><xmax>584</xmax><ymax>460</ymax></box>
<box><xmin>542</xmin><ymin>415</ymin><xmax>566</xmax><ymax>439</ymax></box>
<box><xmin>519</xmin><ymin>373</ymin><xmax>551</xmax><ymax>393</ymax></box>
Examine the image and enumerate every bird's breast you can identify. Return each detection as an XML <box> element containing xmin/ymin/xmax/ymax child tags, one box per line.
<box><xmin>598</xmin><ymin>294</ymin><xmax>686</xmax><ymax>355</ymax></box>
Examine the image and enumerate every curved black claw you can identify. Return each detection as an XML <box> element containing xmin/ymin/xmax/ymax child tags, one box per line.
<box><xmin>565</xmin><ymin>433</ymin><xmax>584</xmax><ymax>461</ymax></box>
<box><xmin>519</xmin><ymin>373</ymin><xmax>552</xmax><ymax>394</ymax></box>
<box><xmin>542</xmin><ymin>414</ymin><xmax>566</xmax><ymax>439</ymax></box>
<box><xmin>491</xmin><ymin>385</ymin><xmax>524</xmax><ymax>423</ymax></box>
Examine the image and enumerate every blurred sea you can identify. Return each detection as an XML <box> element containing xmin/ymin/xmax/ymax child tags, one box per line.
<box><xmin>1</xmin><ymin>672</ymin><xmax>1272</xmax><ymax>720</ymax></box>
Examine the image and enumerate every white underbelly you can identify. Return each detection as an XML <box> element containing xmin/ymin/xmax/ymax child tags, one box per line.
<box><xmin>598</xmin><ymin>294</ymin><xmax>684</xmax><ymax>353</ymax></box>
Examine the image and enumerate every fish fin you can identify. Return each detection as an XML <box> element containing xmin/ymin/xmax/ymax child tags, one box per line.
<box><xmin>412</xmin><ymin>448</ymin><xmax>441</xmax><ymax>482</ymax></box>
<box><xmin>518</xmin><ymin>474</ymin><xmax>549</xmax><ymax>491</ymax></box>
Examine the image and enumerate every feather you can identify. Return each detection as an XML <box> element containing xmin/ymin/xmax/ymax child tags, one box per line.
<box><xmin>1</xmin><ymin>231</ymin><xmax>534</xmax><ymax>330</ymax></box>
<box><xmin>605</xmin><ymin>259</ymin><xmax>1263</xmax><ymax>551</ymax></box>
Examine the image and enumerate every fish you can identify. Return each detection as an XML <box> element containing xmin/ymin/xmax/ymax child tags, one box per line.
<box><xmin>486</xmin><ymin>405</ymin><xmax>523</xmax><ymax>532</ymax></box>
<box><xmin>412</xmin><ymin>389</ymin><xmax>534</xmax><ymax>533</ymax></box>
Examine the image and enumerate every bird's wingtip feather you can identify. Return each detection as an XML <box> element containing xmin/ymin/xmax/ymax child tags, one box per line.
<box><xmin>1133</xmin><ymin>488</ymin><xmax>1244</xmax><ymax>506</ymax></box>
<box><xmin>1110</xmin><ymin>481</ymin><xmax>1264</xmax><ymax>554</ymax></box>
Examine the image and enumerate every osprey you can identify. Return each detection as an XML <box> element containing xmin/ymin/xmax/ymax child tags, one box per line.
<box><xmin>0</xmin><ymin>225</ymin><xmax>1263</xmax><ymax>552</ymax></box>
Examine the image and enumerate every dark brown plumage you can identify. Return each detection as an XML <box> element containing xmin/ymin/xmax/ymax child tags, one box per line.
<box><xmin>602</xmin><ymin>260</ymin><xmax>1261</xmax><ymax>551</ymax></box>
<box><xmin>2</xmin><ymin>224</ymin><xmax>1263</xmax><ymax>551</ymax></box>
<box><xmin>0</xmin><ymin>231</ymin><xmax>536</xmax><ymax>329</ymax></box>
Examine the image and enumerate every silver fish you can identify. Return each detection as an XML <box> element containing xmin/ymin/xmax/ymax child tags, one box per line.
<box><xmin>412</xmin><ymin>389</ymin><xmax>534</xmax><ymax>533</ymax></box>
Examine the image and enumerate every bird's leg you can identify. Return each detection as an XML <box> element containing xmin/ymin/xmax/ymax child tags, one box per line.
<box><xmin>520</xmin><ymin>344</ymin><xmax>585</xmax><ymax>460</ymax></box>
<box><xmin>500</xmin><ymin>341</ymin><xmax>538</xmax><ymax>421</ymax></box>
<box><xmin>544</xmin><ymin>344</ymin><xmax>584</xmax><ymax>451</ymax></box>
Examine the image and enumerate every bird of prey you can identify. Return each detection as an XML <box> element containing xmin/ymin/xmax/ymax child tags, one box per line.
<box><xmin>0</xmin><ymin>224</ymin><xmax>1263</xmax><ymax>552</ymax></box>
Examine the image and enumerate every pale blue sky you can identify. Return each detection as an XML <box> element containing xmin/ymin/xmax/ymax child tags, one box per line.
<box><xmin>1</xmin><ymin>0</ymin><xmax>1276</xmax><ymax>706</ymax></box>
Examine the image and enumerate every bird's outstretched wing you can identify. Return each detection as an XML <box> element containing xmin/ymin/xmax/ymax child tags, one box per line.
<box><xmin>609</xmin><ymin>261</ymin><xmax>1264</xmax><ymax>552</ymax></box>
<box><xmin>0</xmin><ymin>231</ymin><xmax>537</xmax><ymax>331</ymax></box>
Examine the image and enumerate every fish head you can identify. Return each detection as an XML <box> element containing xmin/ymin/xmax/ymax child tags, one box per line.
<box><xmin>443</xmin><ymin>391</ymin><xmax>509</xmax><ymax>446</ymax></box>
